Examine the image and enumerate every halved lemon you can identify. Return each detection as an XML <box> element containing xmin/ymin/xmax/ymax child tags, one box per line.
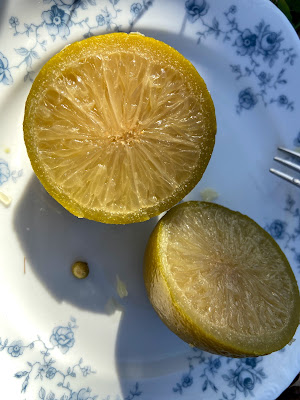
<box><xmin>24</xmin><ymin>33</ymin><xmax>216</xmax><ymax>224</ymax></box>
<box><xmin>144</xmin><ymin>201</ymin><xmax>300</xmax><ymax>357</ymax></box>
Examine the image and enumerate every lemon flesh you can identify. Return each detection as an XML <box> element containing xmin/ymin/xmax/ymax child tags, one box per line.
<box><xmin>144</xmin><ymin>201</ymin><xmax>300</xmax><ymax>357</ymax></box>
<box><xmin>24</xmin><ymin>33</ymin><xmax>216</xmax><ymax>224</ymax></box>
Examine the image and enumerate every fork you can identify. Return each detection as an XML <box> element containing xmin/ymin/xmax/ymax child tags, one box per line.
<box><xmin>270</xmin><ymin>147</ymin><xmax>300</xmax><ymax>188</ymax></box>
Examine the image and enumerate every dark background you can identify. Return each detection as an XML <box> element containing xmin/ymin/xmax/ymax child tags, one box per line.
<box><xmin>272</xmin><ymin>2</ymin><xmax>299</xmax><ymax>398</ymax></box>
<box><xmin>272</xmin><ymin>0</ymin><xmax>300</xmax><ymax>36</ymax></box>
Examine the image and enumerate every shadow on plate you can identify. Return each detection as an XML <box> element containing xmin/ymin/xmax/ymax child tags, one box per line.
<box><xmin>114</xmin><ymin>297</ymin><xmax>192</xmax><ymax>396</ymax></box>
<box><xmin>13</xmin><ymin>173</ymin><xmax>158</xmax><ymax>314</ymax></box>
<box><xmin>13</xmin><ymin>173</ymin><xmax>194</xmax><ymax>397</ymax></box>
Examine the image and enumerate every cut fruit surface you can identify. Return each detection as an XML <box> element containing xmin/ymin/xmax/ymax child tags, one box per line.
<box><xmin>24</xmin><ymin>33</ymin><xmax>216</xmax><ymax>223</ymax></box>
<box><xmin>144</xmin><ymin>201</ymin><xmax>300</xmax><ymax>357</ymax></box>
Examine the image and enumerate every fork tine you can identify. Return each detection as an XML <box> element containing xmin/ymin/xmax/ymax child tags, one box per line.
<box><xmin>274</xmin><ymin>156</ymin><xmax>300</xmax><ymax>173</ymax></box>
<box><xmin>278</xmin><ymin>147</ymin><xmax>300</xmax><ymax>159</ymax></box>
<box><xmin>270</xmin><ymin>168</ymin><xmax>300</xmax><ymax>188</ymax></box>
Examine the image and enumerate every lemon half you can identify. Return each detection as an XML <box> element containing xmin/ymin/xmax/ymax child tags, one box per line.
<box><xmin>24</xmin><ymin>33</ymin><xmax>216</xmax><ymax>223</ymax></box>
<box><xmin>144</xmin><ymin>201</ymin><xmax>300</xmax><ymax>357</ymax></box>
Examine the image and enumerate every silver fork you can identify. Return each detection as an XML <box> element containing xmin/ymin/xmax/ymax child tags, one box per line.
<box><xmin>270</xmin><ymin>147</ymin><xmax>300</xmax><ymax>188</ymax></box>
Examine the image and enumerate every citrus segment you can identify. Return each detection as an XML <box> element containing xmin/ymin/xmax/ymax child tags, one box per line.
<box><xmin>144</xmin><ymin>201</ymin><xmax>300</xmax><ymax>357</ymax></box>
<box><xmin>24</xmin><ymin>33</ymin><xmax>216</xmax><ymax>223</ymax></box>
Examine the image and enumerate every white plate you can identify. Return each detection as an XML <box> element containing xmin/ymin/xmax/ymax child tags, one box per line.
<box><xmin>0</xmin><ymin>0</ymin><xmax>299</xmax><ymax>399</ymax></box>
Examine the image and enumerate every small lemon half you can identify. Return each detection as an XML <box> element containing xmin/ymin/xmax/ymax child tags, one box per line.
<box><xmin>144</xmin><ymin>201</ymin><xmax>300</xmax><ymax>357</ymax></box>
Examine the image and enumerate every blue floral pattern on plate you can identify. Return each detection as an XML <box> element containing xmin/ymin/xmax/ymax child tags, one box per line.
<box><xmin>2</xmin><ymin>0</ymin><xmax>153</xmax><ymax>83</ymax></box>
<box><xmin>42</xmin><ymin>5</ymin><xmax>72</xmax><ymax>39</ymax></box>
<box><xmin>129</xmin><ymin>1</ymin><xmax>153</xmax><ymax>28</ymax></box>
<box><xmin>0</xmin><ymin>52</ymin><xmax>13</xmax><ymax>85</ymax></box>
<box><xmin>266</xmin><ymin>194</ymin><xmax>300</xmax><ymax>272</ymax></box>
<box><xmin>0</xmin><ymin>159</ymin><xmax>23</xmax><ymax>186</ymax></box>
<box><xmin>172</xmin><ymin>349</ymin><xmax>267</xmax><ymax>399</ymax></box>
<box><xmin>0</xmin><ymin>317</ymin><xmax>141</xmax><ymax>400</ymax></box>
<box><xmin>50</xmin><ymin>325</ymin><xmax>75</xmax><ymax>354</ymax></box>
<box><xmin>184</xmin><ymin>1</ymin><xmax>297</xmax><ymax>113</ymax></box>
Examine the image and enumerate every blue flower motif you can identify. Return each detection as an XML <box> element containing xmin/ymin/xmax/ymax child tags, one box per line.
<box><xmin>293</xmin><ymin>132</ymin><xmax>300</xmax><ymax>147</ymax></box>
<box><xmin>70</xmin><ymin>388</ymin><xmax>94</xmax><ymax>400</ymax></box>
<box><xmin>229</xmin><ymin>5</ymin><xmax>237</xmax><ymax>14</ymax></box>
<box><xmin>213</xmin><ymin>358</ymin><xmax>221</xmax><ymax>369</ymax></box>
<box><xmin>0</xmin><ymin>159</ymin><xmax>10</xmax><ymax>184</ymax></box>
<box><xmin>270</xmin><ymin>95</ymin><xmax>293</xmax><ymax>110</ymax></box>
<box><xmin>245</xmin><ymin>358</ymin><xmax>257</xmax><ymax>368</ymax></box>
<box><xmin>278</xmin><ymin>95</ymin><xmax>288</xmax><ymax>105</ymax></box>
<box><xmin>96</xmin><ymin>14</ymin><xmax>105</xmax><ymax>26</ymax></box>
<box><xmin>269</xmin><ymin>219</ymin><xmax>287</xmax><ymax>240</ymax></box>
<box><xmin>42</xmin><ymin>5</ymin><xmax>70</xmax><ymax>38</ymax></box>
<box><xmin>9</xmin><ymin>16</ymin><xmax>19</xmax><ymax>28</ymax></box>
<box><xmin>0</xmin><ymin>53</ymin><xmax>13</xmax><ymax>85</ymax></box>
<box><xmin>258</xmin><ymin>72</ymin><xmax>266</xmax><ymax>81</ymax></box>
<box><xmin>258</xmin><ymin>71</ymin><xmax>272</xmax><ymax>85</ymax></box>
<box><xmin>234</xmin><ymin>366</ymin><xmax>256</xmax><ymax>394</ymax></box>
<box><xmin>258</xmin><ymin>31</ymin><xmax>281</xmax><ymax>57</ymax></box>
<box><xmin>82</xmin><ymin>366</ymin><xmax>91</xmax><ymax>376</ymax></box>
<box><xmin>235</xmin><ymin>29</ymin><xmax>257</xmax><ymax>56</ymax></box>
<box><xmin>185</xmin><ymin>0</ymin><xmax>209</xmax><ymax>22</ymax></box>
<box><xmin>7</xmin><ymin>341</ymin><xmax>24</xmax><ymax>358</ymax></box>
<box><xmin>46</xmin><ymin>367</ymin><xmax>57</xmax><ymax>379</ymax></box>
<box><xmin>130</xmin><ymin>2</ymin><xmax>143</xmax><ymax>15</ymax></box>
<box><xmin>238</xmin><ymin>88</ymin><xmax>257</xmax><ymax>110</ymax></box>
<box><xmin>181</xmin><ymin>373</ymin><xmax>193</xmax><ymax>388</ymax></box>
<box><xmin>50</xmin><ymin>326</ymin><xmax>75</xmax><ymax>354</ymax></box>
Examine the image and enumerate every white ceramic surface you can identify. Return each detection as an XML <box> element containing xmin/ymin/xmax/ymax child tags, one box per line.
<box><xmin>0</xmin><ymin>0</ymin><xmax>299</xmax><ymax>399</ymax></box>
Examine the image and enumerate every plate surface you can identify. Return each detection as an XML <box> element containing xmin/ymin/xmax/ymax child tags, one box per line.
<box><xmin>0</xmin><ymin>0</ymin><xmax>299</xmax><ymax>399</ymax></box>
